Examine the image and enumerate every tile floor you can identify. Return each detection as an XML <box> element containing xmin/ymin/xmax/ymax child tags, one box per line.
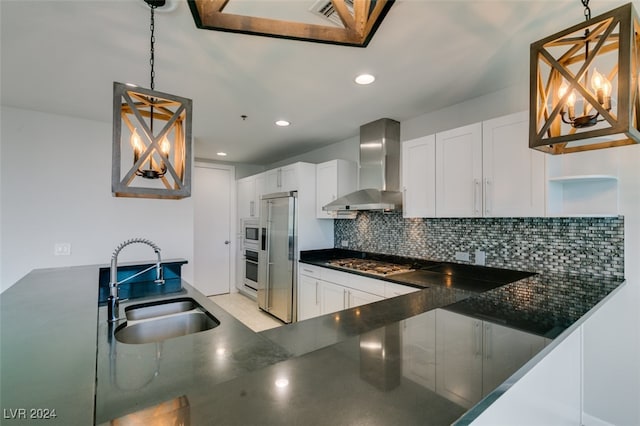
<box><xmin>209</xmin><ymin>292</ymin><xmax>283</xmax><ymax>332</ymax></box>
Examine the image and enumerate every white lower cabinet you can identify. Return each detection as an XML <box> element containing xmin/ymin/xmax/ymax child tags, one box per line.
<box><xmin>320</xmin><ymin>280</ymin><xmax>347</xmax><ymax>315</ymax></box>
<box><xmin>347</xmin><ymin>286</ymin><xmax>384</xmax><ymax>308</ymax></box>
<box><xmin>298</xmin><ymin>274</ymin><xmax>321</xmax><ymax>321</ymax></box>
<box><xmin>298</xmin><ymin>265</ymin><xmax>411</xmax><ymax>320</ymax></box>
<box><xmin>316</xmin><ymin>278</ymin><xmax>383</xmax><ymax>316</ymax></box>
<box><xmin>435</xmin><ymin>309</ymin><xmax>546</xmax><ymax>409</ymax></box>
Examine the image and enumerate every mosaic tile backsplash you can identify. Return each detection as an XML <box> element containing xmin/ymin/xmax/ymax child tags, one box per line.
<box><xmin>334</xmin><ymin>213</ymin><xmax>624</xmax><ymax>278</ymax></box>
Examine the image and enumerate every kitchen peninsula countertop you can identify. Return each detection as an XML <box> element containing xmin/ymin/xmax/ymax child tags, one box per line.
<box><xmin>0</xmin><ymin>258</ymin><xmax>625</xmax><ymax>425</ymax></box>
<box><xmin>298</xmin><ymin>248</ymin><xmax>623</xmax><ymax>338</ymax></box>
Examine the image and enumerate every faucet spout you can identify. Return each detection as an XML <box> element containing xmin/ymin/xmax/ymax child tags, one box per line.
<box><xmin>107</xmin><ymin>238</ymin><xmax>164</xmax><ymax>323</ymax></box>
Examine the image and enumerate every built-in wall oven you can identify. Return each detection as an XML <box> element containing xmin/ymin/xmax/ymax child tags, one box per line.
<box><xmin>243</xmin><ymin>248</ymin><xmax>259</xmax><ymax>291</ymax></box>
<box><xmin>241</xmin><ymin>219</ymin><xmax>260</xmax><ymax>294</ymax></box>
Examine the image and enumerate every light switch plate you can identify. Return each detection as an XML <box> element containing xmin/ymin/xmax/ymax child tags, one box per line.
<box><xmin>54</xmin><ymin>243</ymin><xmax>71</xmax><ymax>256</ymax></box>
<box><xmin>475</xmin><ymin>250</ymin><xmax>486</xmax><ymax>266</ymax></box>
<box><xmin>341</xmin><ymin>240</ymin><xmax>349</xmax><ymax>247</ymax></box>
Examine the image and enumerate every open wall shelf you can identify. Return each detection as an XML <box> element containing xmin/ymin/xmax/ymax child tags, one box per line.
<box><xmin>546</xmin><ymin>152</ymin><xmax>620</xmax><ymax>217</ymax></box>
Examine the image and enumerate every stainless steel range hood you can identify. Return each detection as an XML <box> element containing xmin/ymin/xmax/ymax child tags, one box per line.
<box><xmin>323</xmin><ymin>118</ymin><xmax>402</xmax><ymax>215</ymax></box>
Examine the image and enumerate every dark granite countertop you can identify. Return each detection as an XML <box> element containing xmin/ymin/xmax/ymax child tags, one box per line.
<box><xmin>299</xmin><ymin>248</ymin><xmax>623</xmax><ymax>338</ymax></box>
<box><xmin>300</xmin><ymin>248</ymin><xmax>536</xmax><ymax>292</ymax></box>
<box><xmin>0</xmin><ymin>258</ymin><xmax>625</xmax><ymax>425</ymax></box>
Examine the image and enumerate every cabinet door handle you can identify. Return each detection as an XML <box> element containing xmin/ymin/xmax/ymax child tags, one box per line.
<box><xmin>484</xmin><ymin>179</ymin><xmax>491</xmax><ymax>215</ymax></box>
<box><xmin>473</xmin><ymin>179</ymin><xmax>480</xmax><ymax>215</ymax></box>
<box><xmin>474</xmin><ymin>321</ymin><xmax>482</xmax><ymax>356</ymax></box>
<box><xmin>315</xmin><ymin>281</ymin><xmax>319</xmax><ymax>305</ymax></box>
<box><xmin>277</xmin><ymin>169</ymin><xmax>282</xmax><ymax>188</ymax></box>
<box><xmin>484</xmin><ymin>323</ymin><xmax>492</xmax><ymax>360</ymax></box>
<box><xmin>250</xmin><ymin>200</ymin><xmax>255</xmax><ymax>217</ymax></box>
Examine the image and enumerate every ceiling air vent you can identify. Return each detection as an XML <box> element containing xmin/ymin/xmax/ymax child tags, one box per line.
<box><xmin>309</xmin><ymin>0</ymin><xmax>354</xmax><ymax>28</ymax></box>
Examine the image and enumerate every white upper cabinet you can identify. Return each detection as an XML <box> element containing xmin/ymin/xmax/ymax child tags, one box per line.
<box><xmin>265</xmin><ymin>164</ymin><xmax>299</xmax><ymax>194</ymax></box>
<box><xmin>435</xmin><ymin>123</ymin><xmax>483</xmax><ymax>217</ymax></box>
<box><xmin>237</xmin><ymin>172</ymin><xmax>264</xmax><ymax>218</ymax></box>
<box><xmin>482</xmin><ymin>111</ymin><xmax>545</xmax><ymax>217</ymax></box>
<box><xmin>433</xmin><ymin>112</ymin><xmax>545</xmax><ymax>218</ymax></box>
<box><xmin>402</xmin><ymin>135</ymin><xmax>436</xmax><ymax>218</ymax></box>
<box><xmin>316</xmin><ymin>159</ymin><xmax>357</xmax><ymax>219</ymax></box>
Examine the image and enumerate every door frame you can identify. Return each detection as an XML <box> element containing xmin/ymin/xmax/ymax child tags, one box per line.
<box><xmin>194</xmin><ymin>161</ymin><xmax>237</xmax><ymax>294</ymax></box>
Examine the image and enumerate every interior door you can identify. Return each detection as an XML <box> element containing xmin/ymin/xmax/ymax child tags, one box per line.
<box><xmin>194</xmin><ymin>163</ymin><xmax>233</xmax><ymax>296</ymax></box>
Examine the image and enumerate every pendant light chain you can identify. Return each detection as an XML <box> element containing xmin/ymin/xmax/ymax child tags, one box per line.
<box><xmin>148</xmin><ymin>3</ymin><xmax>158</xmax><ymax>168</ymax></box>
<box><xmin>582</xmin><ymin>0</ymin><xmax>591</xmax><ymax>21</ymax></box>
<box><xmin>149</xmin><ymin>4</ymin><xmax>157</xmax><ymax>90</ymax></box>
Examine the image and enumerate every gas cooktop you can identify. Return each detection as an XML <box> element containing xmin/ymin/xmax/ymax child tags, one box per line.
<box><xmin>327</xmin><ymin>258</ymin><xmax>414</xmax><ymax>276</ymax></box>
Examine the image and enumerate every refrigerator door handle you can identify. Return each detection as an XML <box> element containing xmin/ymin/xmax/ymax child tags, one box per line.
<box><xmin>264</xmin><ymin>201</ymin><xmax>272</xmax><ymax>310</ymax></box>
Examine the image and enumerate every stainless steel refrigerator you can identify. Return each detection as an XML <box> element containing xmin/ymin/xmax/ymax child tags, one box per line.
<box><xmin>258</xmin><ymin>191</ymin><xmax>297</xmax><ymax>323</ymax></box>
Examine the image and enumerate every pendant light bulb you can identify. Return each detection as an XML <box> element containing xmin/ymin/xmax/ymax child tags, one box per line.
<box><xmin>160</xmin><ymin>135</ymin><xmax>170</xmax><ymax>157</ymax></box>
<box><xmin>130</xmin><ymin>128</ymin><xmax>143</xmax><ymax>162</ymax></box>
<box><xmin>591</xmin><ymin>68</ymin><xmax>605</xmax><ymax>92</ymax></box>
<box><xmin>558</xmin><ymin>82</ymin><xmax>568</xmax><ymax>98</ymax></box>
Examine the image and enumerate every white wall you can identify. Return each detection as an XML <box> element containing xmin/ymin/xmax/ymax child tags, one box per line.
<box><xmin>196</xmin><ymin>156</ymin><xmax>265</xmax><ymax>180</ymax></box>
<box><xmin>401</xmin><ymin>85</ymin><xmax>529</xmax><ymax>141</ymax></box>
<box><xmin>266</xmin><ymin>85</ymin><xmax>528</xmax><ymax>171</ymax></box>
<box><xmin>0</xmin><ymin>106</ymin><xmax>194</xmax><ymax>292</ymax></box>
<box><xmin>268</xmin><ymin>135</ymin><xmax>359</xmax><ymax>169</ymax></box>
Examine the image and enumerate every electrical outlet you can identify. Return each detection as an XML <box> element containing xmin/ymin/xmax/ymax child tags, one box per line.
<box><xmin>54</xmin><ymin>243</ymin><xmax>71</xmax><ymax>256</ymax></box>
<box><xmin>455</xmin><ymin>251</ymin><xmax>470</xmax><ymax>262</ymax></box>
<box><xmin>475</xmin><ymin>250</ymin><xmax>486</xmax><ymax>266</ymax></box>
<box><xmin>341</xmin><ymin>240</ymin><xmax>349</xmax><ymax>247</ymax></box>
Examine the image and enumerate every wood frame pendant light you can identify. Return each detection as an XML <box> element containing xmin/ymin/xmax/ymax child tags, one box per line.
<box><xmin>187</xmin><ymin>0</ymin><xmax>394</xmax><ymax>47</ymax></box>
<box><xmin>529</xmin><ymin>2</ymin><xmax>640</xmax><ymax>154</ymax></box>
<box><xmin>112</xmin><ymin>0</ymin><xmax>192</xmax><ymax>199</ymax></box>
<box><xmin>112</xmin><ymin>82</ymin><xmax>192</xmax><ymax>199</ymax></box>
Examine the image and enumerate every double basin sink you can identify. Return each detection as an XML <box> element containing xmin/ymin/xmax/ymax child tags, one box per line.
<box><xmin>114</xmin><ymin>297</ymin><xmax>220</xmax><ymax>344</ymax></box>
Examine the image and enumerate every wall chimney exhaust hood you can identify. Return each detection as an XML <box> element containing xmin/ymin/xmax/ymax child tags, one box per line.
<box><xmin>323</xmin><ymin>118</ymin><xmax>402</xmax><ymax>216</ymax></box>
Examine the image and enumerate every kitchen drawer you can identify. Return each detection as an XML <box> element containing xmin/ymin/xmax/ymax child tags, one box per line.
<box><xmin>299</xmin><ymin>264</ymin><xmax>322</xmax><ymax>279</ymax></box>
<box><xmin>385</xmin><ymin>282</ymin><xmax>420</xmax><ymax>298</ymax></box>
<box><xmin>347</xmin><ymin>274</ymin><xmax>386</xmax><ymax>298</ymax></box>
<box><xmin>321</xmin><ymin>268</ymin><xmax>352</xmax><ymax>287</ymax></box>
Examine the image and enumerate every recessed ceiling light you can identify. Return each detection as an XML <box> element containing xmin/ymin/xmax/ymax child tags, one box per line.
<box><xmin>355</xmin><ymin>74</ymin><xmax>375</xmax><ymax>85</ymax></box>
<box><xmin>275</xmin><ymin>378</ymin><xmax>289</xmax><ymax>388</ymax></box>
<box><xmin>217</xmin><ymin>152</ymin><xmax>227</xmax><ymax>157</ymax></box>
<box><xmin>275</xmin><ymin>120</ymin><xmax>290</xmax><ymax>127</ymax></box>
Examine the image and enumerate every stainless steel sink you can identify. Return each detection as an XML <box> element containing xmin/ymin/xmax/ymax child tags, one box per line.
<box><xmin>124</xmin><ymin>298</ymin><xmax>198</xmax><ymax>321</ymax></box>
<box><xmin>115</xmin><ymin>298</ymin><xmax>220</xmax><ymax>344</ymax></box>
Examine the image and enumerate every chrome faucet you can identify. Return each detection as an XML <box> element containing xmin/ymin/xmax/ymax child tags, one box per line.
<box><xmin>107</xmin><ymin>238</ymin><xmax>165</xmax><ymax>322</ymax></box>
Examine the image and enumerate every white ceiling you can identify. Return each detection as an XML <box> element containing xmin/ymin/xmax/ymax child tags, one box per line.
<box><xmin>0</xmin><ymin>0</ymin><xmax>633</xmax><ymax>165</ymax></box>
